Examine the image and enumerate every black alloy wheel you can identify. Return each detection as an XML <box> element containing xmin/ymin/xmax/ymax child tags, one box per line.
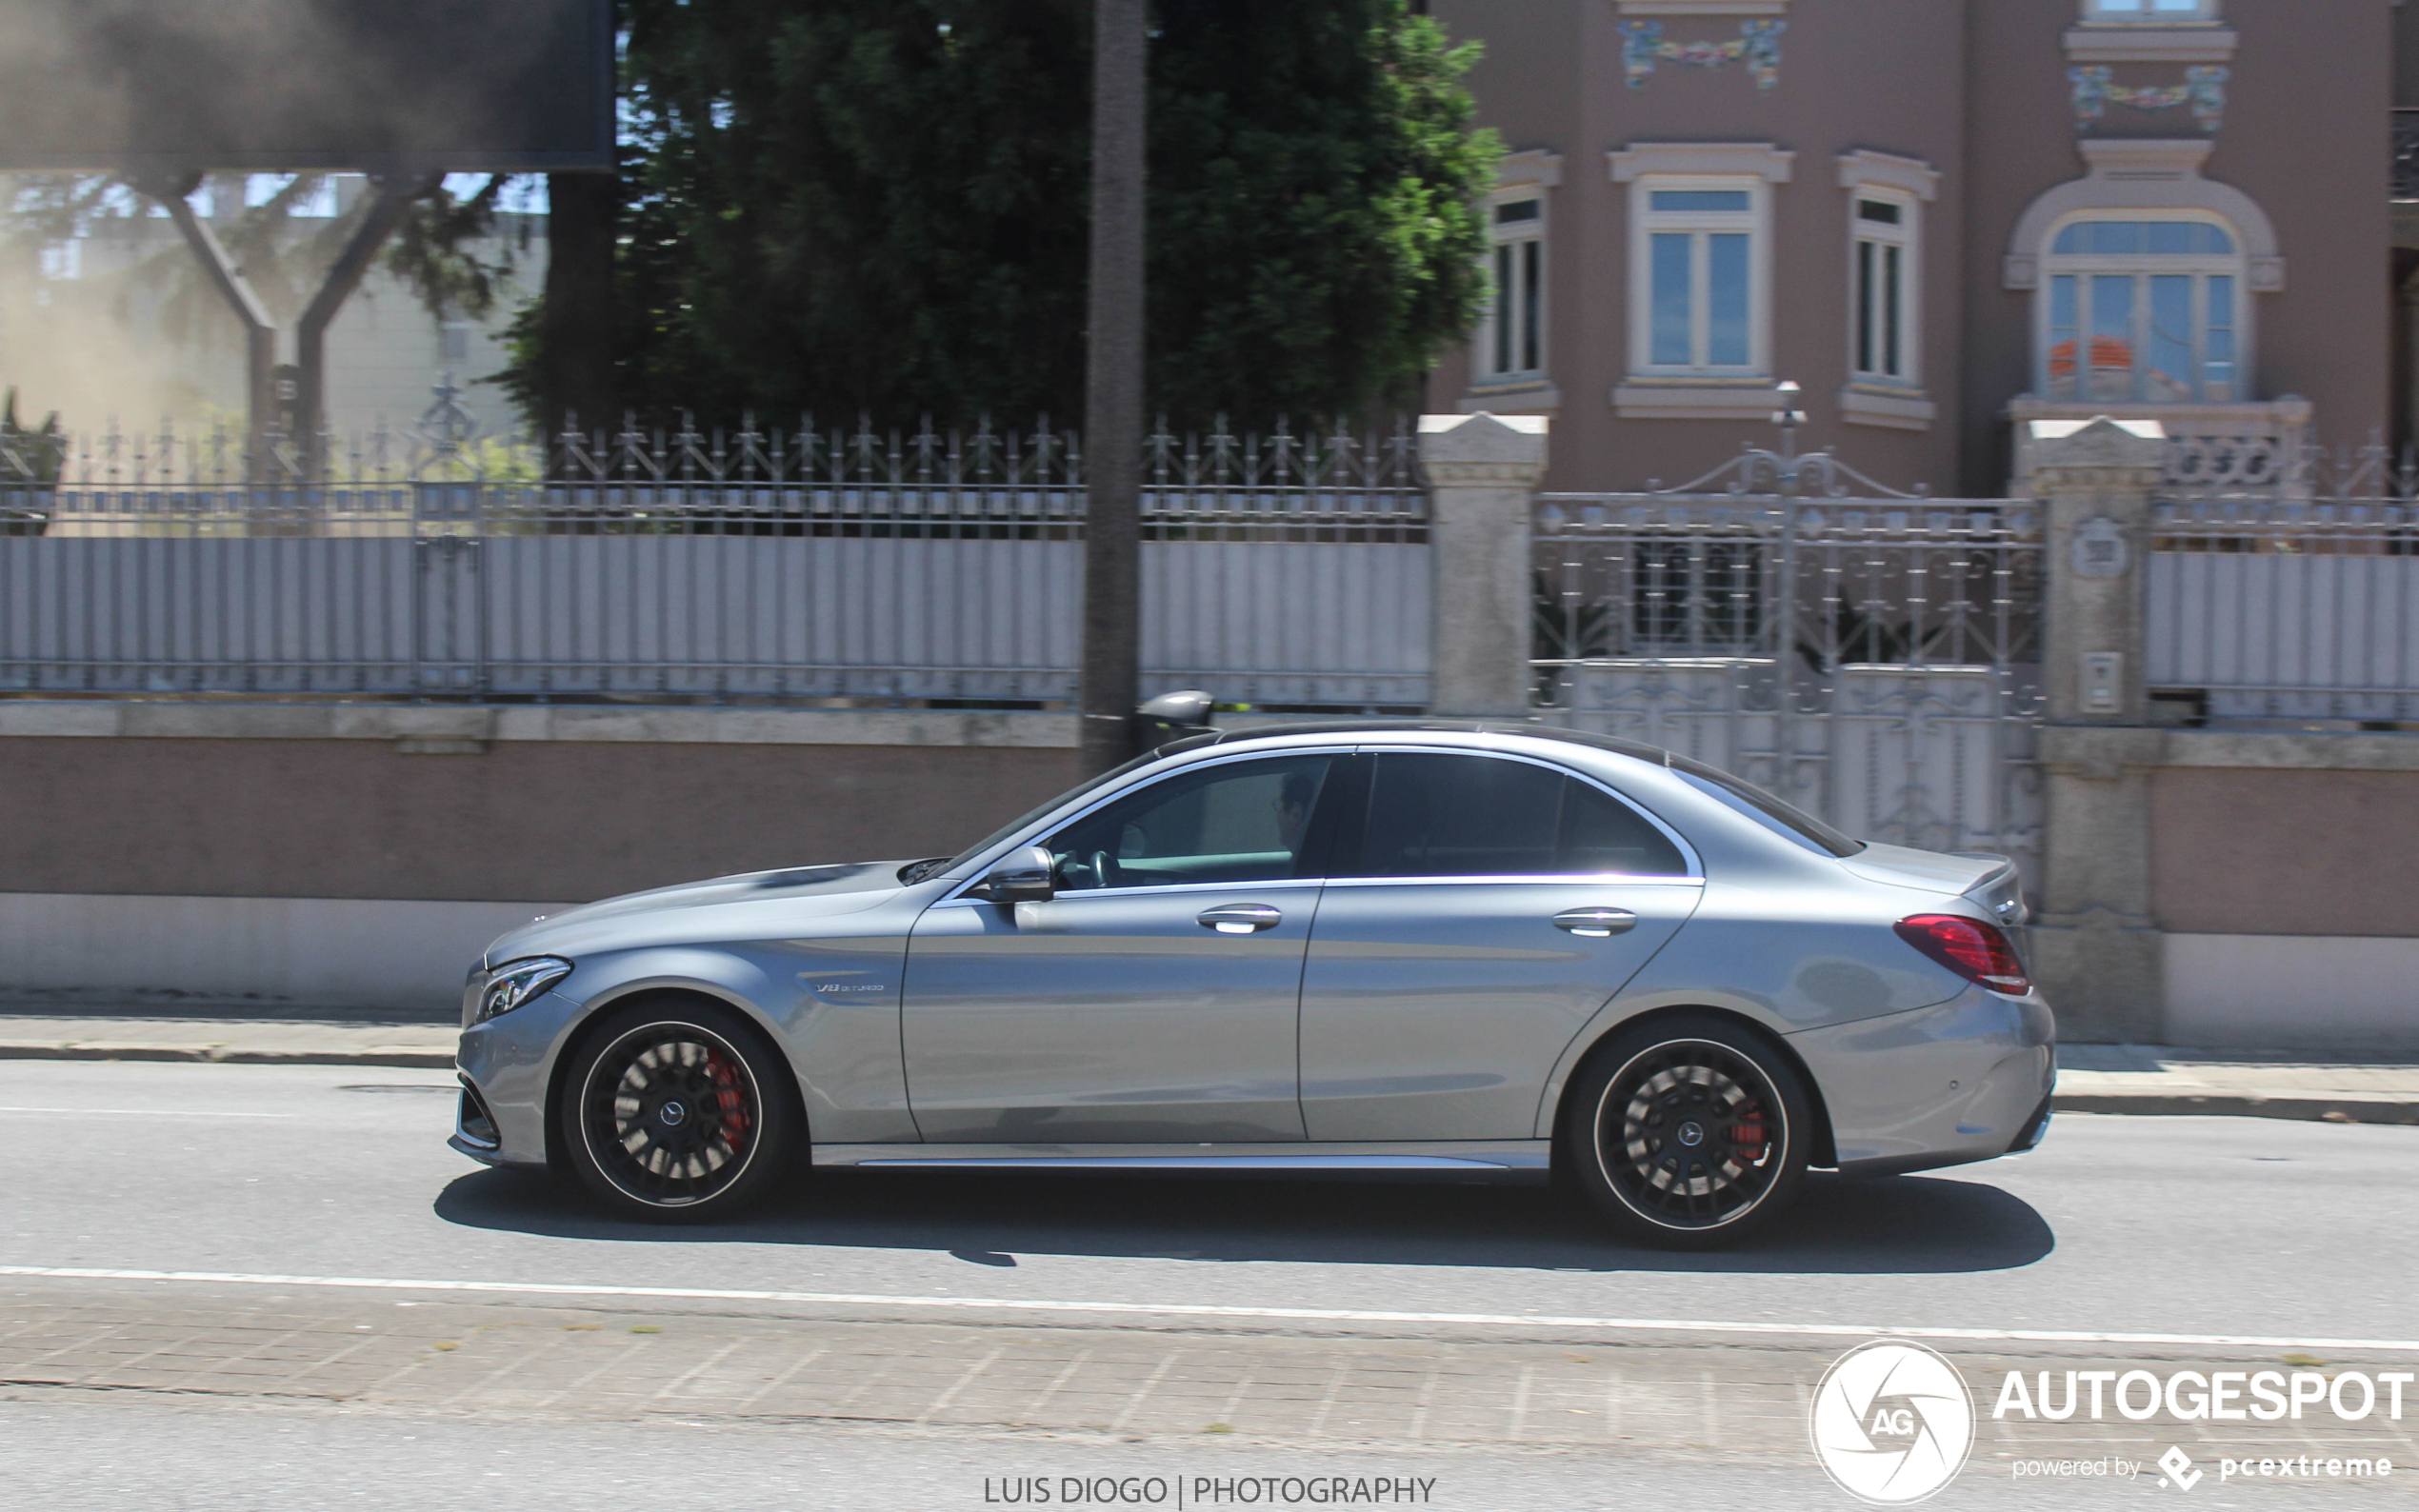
<box><xmin>561</xmin><ymin>998</ymin><xmax>796</xmax><ymax>1222</ymax></box>
<box><xmin>1563</xmin><ymin>1016</ymin><xmax>1810</xmax><ymax>1248</ymax></box>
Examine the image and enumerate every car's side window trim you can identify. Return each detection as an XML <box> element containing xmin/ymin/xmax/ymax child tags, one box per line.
<box><xmin>939</xmin><ymin>746</ymin><xmax>1351</xmax><ymax>904</ymax></box>
<box><xmin>1323</xmin><ymin>872</ymin><xmax>1704</xmax><ymax>889</ymax></box>
<box><xmin>1345</xmin><ymin>744</ymin><xmax>1705</xmax><ymax>882</ymax></box>
<box><xmin>928</xmin><ymin>875</ymin><xmax>1330</xmax><ymax>909</ymax></box>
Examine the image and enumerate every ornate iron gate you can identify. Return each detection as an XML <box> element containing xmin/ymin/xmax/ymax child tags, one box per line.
<box><xmin>1532</xmin><ymin>446</ymin><xmax>2046</xmax><ymax>887</ymax></box>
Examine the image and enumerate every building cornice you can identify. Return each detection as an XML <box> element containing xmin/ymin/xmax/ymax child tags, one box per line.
<box><xmin>1492</xmin><ymin>149</ymin><xmax>1565</xmax><ymax>192</ymax></box>
<box><xmin>1609</xmin><ymin>142</ymin><xmax>1795</xmax><ymax>184</ymax></box>
<box><xmin>2064</xmin><ymin>25</ymin><xmax>2237</xmax><ymax>65</ymax></box>
<box><xmin>1836</xmin><ymin>149</ymin><xmax>1941</xmax><ymax>203</ymax></box>
<box><xmin>1616</xmin><ymin>0</ymin><xmax>1789</xmax><ymax>14</ymax></box>
<box><xmin>2003</xmin><ymin>139</ymin><xmax>2282</xmax><ymax>292</ymax></box>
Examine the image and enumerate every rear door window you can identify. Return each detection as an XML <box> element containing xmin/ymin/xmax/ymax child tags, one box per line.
<box><xmin>1352</xmin><ymin>753</ymin><xmax>1687</xmax><ymax>878</ymax></box>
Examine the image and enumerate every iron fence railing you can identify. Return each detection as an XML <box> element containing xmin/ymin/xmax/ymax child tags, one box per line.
<box><xmin>2150</xmin><ymin>448</ymin><xmax>2419</xmax><ymax>724</ymax></box>
<box><xmin>0</xmin><ymin>402</ymin><xmax>1430</xmax><ymax>708</ymax></box>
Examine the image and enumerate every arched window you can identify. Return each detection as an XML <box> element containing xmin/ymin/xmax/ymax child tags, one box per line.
<box><xmin>2040</xmin><ymin>215</ymin><xmax>2243</xmax><ymax>403</ymax></box>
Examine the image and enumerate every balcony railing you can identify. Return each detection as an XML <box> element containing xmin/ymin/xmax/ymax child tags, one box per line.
<box><xmin>2006</xmin><ymin>396</ymin><xmax>2314</xmax><ymax>500</ymax></box>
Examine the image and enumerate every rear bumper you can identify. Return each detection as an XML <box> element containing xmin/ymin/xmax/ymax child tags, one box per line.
<box><xmin>1788</xmin><ymin>986</ymin><xmax>2056</xmax><ymax>1178</ymax></box>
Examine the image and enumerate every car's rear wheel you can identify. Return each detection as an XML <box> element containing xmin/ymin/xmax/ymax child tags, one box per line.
<box><xmin>1563</xmin><ymin>1015</ymin><xmax>1810</xmax><ymax>1249</ymax></box>
<box><xmin>560</xmin><ymin>998</ymin><xmax>795</xmax><ymax>1223</ymax></box>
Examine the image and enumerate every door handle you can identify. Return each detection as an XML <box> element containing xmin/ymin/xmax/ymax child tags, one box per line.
<box><xmin>1553</xmin><ymin>906</ymin><xmax>1637</xmax><ymax>938</ymax></box>
<box><xmin>1198</xmin><ymin>903</ymin><xmax>1282</xmax><ymax>934</ymax></box>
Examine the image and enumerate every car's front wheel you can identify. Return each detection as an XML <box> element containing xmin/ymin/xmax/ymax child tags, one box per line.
<box><xmin>560</xmin><ymin>997</ymin><xmax>796</xmax><ymax>1223</ymax></box>
<box><xmin>1563</xmin><ymin>1015</ymin><xmax>1810</xmax><ymax>1249</ymax></box>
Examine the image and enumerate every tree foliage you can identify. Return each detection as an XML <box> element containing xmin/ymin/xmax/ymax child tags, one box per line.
<box><xmin>507</xmin><ymin>0</ymin><xmax>1495</xmax><ymax>431</ymax></box>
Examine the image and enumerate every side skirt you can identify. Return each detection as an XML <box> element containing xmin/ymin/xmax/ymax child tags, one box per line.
<box><xmin>810</xmin><ymin>1140</ymin><xmax>1553</xmax><ymax>1184</ymax></box>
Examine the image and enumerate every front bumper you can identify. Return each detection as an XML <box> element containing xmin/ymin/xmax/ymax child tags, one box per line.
<box><xmin>452</xmin><ymin>987</ymin><xmax>585</xmax><ymax>1170</ymax></box>
<box><xmin>1788</xmin><ymin>985</ymin><xmax>2056</xmax><ymax>1178</ymax></box>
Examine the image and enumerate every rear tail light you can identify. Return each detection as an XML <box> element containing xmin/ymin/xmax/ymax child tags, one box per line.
<box><xmin>1894</xmin><ymin>913</ymin><xmax>2031</xmax><ymax>995</ymax></box>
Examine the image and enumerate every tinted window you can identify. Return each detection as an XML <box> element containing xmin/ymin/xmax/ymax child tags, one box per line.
<box><xmin>1355</xmin><ymin>754</ymin><xmax>1688</xmax><ymax>878</ymax></box>
<box><xmin>1560</xmin><ymin>779</ymin><xmax>1689</xmax><ymax>875</ymax></box>
<box><xmin>1046</xmin><ymin>756</ymin><xmax>1333</xmax><ymax>890</ymax></box>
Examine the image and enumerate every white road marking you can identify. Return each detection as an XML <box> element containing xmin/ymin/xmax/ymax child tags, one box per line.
<box><xmin>0</xmin><ymin>1106</ymin><xmax>292</xmax><ymax>1118</ymax></box>
<box><xmin>6</xmin><ymin>1264</ymin><xmax>2417</xmax><ymax>1354</ymax></box>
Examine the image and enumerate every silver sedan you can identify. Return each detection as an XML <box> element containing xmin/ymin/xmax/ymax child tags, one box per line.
<box><xmin>450</xmin><ymin>723</ymin><xmax>2054</xmax><ymax>1247</ymax></box>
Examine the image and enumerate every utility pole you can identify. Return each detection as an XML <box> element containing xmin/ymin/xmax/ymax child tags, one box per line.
<box><xmin>1079</xmin><ymin>0</ymin><xmax>1149</xmax><ymax>774</ymax></box>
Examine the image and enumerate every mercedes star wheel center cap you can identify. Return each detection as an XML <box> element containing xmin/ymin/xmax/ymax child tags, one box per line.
<box><xmin>659</xmin><ymin>1101</ymin><xmax>688</xmax><ymax>1127</ymax></box>
<box><xmin>1676</xmin><ymin>1121</ymin><xmax>1706</xmax><ymax>1147</ymax></box>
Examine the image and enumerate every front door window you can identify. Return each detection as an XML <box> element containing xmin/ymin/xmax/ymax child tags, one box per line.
<box><xmin>1045</xmin><ymin>755</ymin><xmax>1335</xmax><ymax>890</ymax></box>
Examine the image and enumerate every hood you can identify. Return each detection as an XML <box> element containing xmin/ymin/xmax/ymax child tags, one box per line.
<box><xmin>481</xmin><ymin>859</ymin><xmax>918</xmax><ymax>966</ymax></box>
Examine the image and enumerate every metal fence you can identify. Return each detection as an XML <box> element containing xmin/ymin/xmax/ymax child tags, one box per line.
<box><xmin>1533</xmin><ymin>443</ymin><xmax>2045</xmax><ymax>880</ymax></box>
<box><xmin>0</xmin><ymin>400</ymin><xmax>1431</xmax><ymax>708</ymax></box>
<box><xmin>2149</xmin><ymin>443</ymin><xmax>2419</xmax><ymax>724</ymax></box>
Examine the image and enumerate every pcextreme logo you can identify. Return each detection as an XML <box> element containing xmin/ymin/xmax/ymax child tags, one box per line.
<box><xmin>1809</xmin><ymin>1341</ymin><xmax>1976</xmax><ymax>1504</ymax></box>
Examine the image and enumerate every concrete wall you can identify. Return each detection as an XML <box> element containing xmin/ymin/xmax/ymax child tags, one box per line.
<box><xmin>0</xmin><ymin>705</ymin><xmax>1084</xmax><ymax>1011</ymax></box>
<box><xmin>2149</xmin><ymin>766</ymin><xmax>2419</xmax><ymax>938</ymax></box>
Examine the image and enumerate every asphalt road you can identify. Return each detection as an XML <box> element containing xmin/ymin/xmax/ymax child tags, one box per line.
<box><xmin>4</xmin><ymin>1060</ymin><xmax>2416</xmax><ymax>1510</ymax></box>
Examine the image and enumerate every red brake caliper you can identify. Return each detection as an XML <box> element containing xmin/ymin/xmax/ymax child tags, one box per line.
<box><xmin>1729</xmin><ymin>1097</ymin><xmax>1768</xmax><ymax>1163</ymax></box>
<box><xmin>707</xmin><ymin>1050</ymin><xmax>752</xmax><ymax>1149</ymax></box>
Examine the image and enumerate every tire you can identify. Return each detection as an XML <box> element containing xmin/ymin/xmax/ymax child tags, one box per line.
<box><xmin>559</xmin><ymin>997</ymin><xmax>797</xmax><ymax>1223</ymax></box>
<box><xmin>1561</xmin><ymin>1014</ymin><xmax>1811</xmax><ymax>1249</ymax></box>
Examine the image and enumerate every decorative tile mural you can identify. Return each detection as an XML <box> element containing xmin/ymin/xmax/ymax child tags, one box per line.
<box><xmin>1619</xmin><ymin>20</ymin><xmax>1786</xmax><ymax>90</ymax></box>
<box><xmin>2069</xmin><ymin>65</ymin><xmax>2229</xmax><ymax>133</ymax></box>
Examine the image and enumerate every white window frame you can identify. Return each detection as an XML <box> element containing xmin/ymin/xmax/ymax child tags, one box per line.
<box><xmin>1627</xmin><ymin>174</ymin><xmax>1770</xmax><ymax>379</ymax></box>
<box><xmin>2081</xmin><ymin>0</ymin><xmax>2218</xmax><ymax>21</ymax></box>
<box><xmin>1478</xmin><ymin>192</ymin><xmax>1549</xmax><ymax>384</ymax></box>
<box><xmin>1848</xmin><ymin>188</ymin><xmax>1918</xmax><ymax>388</ymax></box>
<box><xmin>2034</xmin><ymin>209</ymin><xmax>2249</xmax><ymax>404</ymax></box>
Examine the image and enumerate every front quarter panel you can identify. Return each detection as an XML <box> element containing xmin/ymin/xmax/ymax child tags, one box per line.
<box><xmin>459</xmin><ymin>888</ymin><xmax>940</xmax><ymax>1166</ymax></box>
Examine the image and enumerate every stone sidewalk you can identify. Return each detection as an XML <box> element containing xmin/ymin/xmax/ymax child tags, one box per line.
<box><xmin>2054</xmin><ymin>1044</ymin><xmax>2419</xmax><ymax>1124</ymax></box>
<box><xmin>4</xmin><ymin>1278</ymin><xmax>2412</xmax><ymax>1469</ymax></box>
<box><xmin>0</xmin><ymin>1013</ymin><xmax>455</xmax><ymax>1069</ymax></box>
<box><xmin>0</xmin><ymin>1009</ymin><xmax>2412</xmax><ymax>1123</ymax></box>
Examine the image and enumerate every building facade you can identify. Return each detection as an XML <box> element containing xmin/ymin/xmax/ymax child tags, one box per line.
<box><xmin>1427</xmin><ymin>0</ymin><xmax>2394</xmax><ymax>498</ymax></box>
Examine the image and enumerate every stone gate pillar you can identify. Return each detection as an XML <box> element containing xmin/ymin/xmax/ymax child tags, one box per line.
<box><xmin>1418</xmin><ymin>412</ymin><xmax>1549</xmax><ymax>719</ymax></box>
<box><xmin>2027</xmin><ymin>417</ymin><xmax>2168</xmax><ymax>1044</ymax></box>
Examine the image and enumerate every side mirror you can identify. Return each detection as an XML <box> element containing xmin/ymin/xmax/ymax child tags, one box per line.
<box><xmin>973</xmin><ymin>846</ymin><xmax>1057</xmax><ymax>904</ymax></box>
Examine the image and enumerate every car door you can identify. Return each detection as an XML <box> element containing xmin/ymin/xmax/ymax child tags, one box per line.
<box><xmin>902</xmin><ymin>751</ymin><xmax>1343</xmax><ymax>1144</ymax></box>
<box><xmin>1298</xmin><ymin>749</ymin><xmax>1704</xmax><ymax>1142</ymax></box>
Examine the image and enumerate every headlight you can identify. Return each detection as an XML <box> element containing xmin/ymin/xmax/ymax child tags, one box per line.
<box><xmin>477</xmin><ymin>957</ymin><xmax>573</xmax><ymax>1023</ymax></box>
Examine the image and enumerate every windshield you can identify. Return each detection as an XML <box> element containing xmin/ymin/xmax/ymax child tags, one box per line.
<box><xmin>1669</xmin><ymin>755</ymin><xmax>1865</xmax><ymax>858</ymax></box>
<box><xmin>939</xmin><ymin>750</ymin><xmax>1164</xmax><ymax>875</ymax></box>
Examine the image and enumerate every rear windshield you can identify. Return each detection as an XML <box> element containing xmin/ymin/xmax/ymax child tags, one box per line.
<box><xmin>1668</xmin><ymin>755</ymin><xmax>1865</xmax><ymax>858</ymax></box>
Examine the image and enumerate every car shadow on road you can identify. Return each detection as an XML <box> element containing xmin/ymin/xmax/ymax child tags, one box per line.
<box><xmin>433</xmin><ymin>1165</ymin><xmax>2052</xmax><ymax>1274</ymax></box>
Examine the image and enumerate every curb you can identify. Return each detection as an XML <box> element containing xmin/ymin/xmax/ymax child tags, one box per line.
<box><xmin>2055</xmin><ymin>1092</ymin><xmax>2419</xmax><ymax>1124</ymax></box>
<box><xmin>0</xmin><ymin>1044</ymin><xmax>454</xmax><ymax>1070</ymax></box>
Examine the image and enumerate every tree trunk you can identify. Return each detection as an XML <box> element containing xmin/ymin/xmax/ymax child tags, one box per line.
<box><xmin>1080</xmin><ymin>0</ymin><xmax>1150</xmax><ymax>774</ymax></box>
<box><xmin>540</xmin><ymin>171</ymin><xmax>620</xmax><ymax>470</ymax></box>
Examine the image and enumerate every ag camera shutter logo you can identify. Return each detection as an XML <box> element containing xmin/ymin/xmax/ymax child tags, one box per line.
<box><xmin>1809</xmin><ymin>1341</ymin><xmax>1976</xmax><ymax>1503</ymax></box>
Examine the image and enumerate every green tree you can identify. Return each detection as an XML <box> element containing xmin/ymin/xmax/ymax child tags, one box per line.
<box><xmin>506</xmin><ymin>0</ymin><xmax>1496</xmax><ymax>433</ymax></box>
